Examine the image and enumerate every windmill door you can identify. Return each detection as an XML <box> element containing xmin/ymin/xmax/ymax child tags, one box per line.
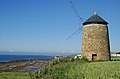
<box><xmin>92</xmin><ymin>54</ymin><xmax>97</xmax><ymax>61</ymax></box>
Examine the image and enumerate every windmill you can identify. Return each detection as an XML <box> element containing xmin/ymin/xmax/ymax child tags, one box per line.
<box><xmin>66</xmin><ymin>0</ymin><xmax>84</xmax><ymax>40</ymax></box>
<box><xmin>66</xmin><ymin>0</ymin><xmax>111</xmax><ymax>61</ymax></box>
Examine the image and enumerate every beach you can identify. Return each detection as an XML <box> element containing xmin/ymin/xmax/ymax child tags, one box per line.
<box><xmin>0</xmin><ymin>59</ymin><xmax>50</xmax><ymax>72</ymax></box>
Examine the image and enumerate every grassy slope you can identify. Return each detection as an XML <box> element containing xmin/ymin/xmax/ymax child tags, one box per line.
<box><xmin>0</xmin><ymin>72</ymin><xmax>30</xmax><ymax>79</ymax></box>
<box><xmin>1</xmin><ymin>56</ymin><xmax>120</xmax><ymax>79</ymax></box>
<box><xmin>43</xmin><ymin>61</ymin><xmax>120</xmax><ymax>79</ymax></box>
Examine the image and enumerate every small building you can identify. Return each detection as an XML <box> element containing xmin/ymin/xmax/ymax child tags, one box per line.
<box><xmin>111</xmin><ymin>52</ymin><xmax>120</xmax><ymax>56</ymax></box>
<box><xmin>54</xmin><ymin>56</ymin><xmax>61</xmax><ymax>60</ymax></box>
<box><xmin>74</xmin><ymin>54</ymin><xmax>82</xmax><ymax>59</ymax></box>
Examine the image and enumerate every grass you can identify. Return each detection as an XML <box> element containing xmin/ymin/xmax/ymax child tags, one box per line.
<box><xmin>31</xmin><ymin>57</ymin><xmax>120</xmax><ymax>79</ymax></box>
<box><xmin>41</xmin><ymin>61</ymin><xmax>120</xmax><ymax>79</ymax></box>
<box><xmin>111</xmin><ymin>56</ymin><xmax>120</xmax><ymax>61</ymax></box>
<box><xmin>0</xmin><ymin>72</ymin><xmax>31</xmax><ymax>79</ymax></box>
<box><xmin>1</xmin><ymin>56</ymin><xmax>120</xmax><ymax>79</ymax></box>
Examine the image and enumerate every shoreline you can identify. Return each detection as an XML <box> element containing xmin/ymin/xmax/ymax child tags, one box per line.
<box><xmin>0</xmin><ymin>59</ymin><xmax>51</xmax><ymax>72</ymax></box>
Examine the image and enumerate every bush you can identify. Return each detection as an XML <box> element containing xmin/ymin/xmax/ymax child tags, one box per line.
<box><xmin>70</xmin><ymin>58</ymin><xmax>75</xmax><ymax>62</ymax></box>
<box><xmin>80</xmin><ymin>56</ymin><xmax>88</xmax><ymax>63</ymax></box>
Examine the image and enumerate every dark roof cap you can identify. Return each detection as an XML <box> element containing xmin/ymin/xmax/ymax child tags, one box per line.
<box><xmin>83</xmin><ymin>13</ymin><xmax>108</xmax><ymax>25</ymax></box>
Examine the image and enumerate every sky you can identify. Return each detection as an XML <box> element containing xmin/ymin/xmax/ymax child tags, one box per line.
<box><xmin>0</xmin><ymin>0</ymin><xmax>120</xmax><ymax>55</ymax></box>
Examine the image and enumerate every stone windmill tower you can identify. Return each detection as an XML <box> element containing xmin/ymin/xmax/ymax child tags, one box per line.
<box><xmin>81</xmin><ymin>12</ymin><xmax>111</xmax><ymax>61</ymax></box>
<box><xmin>66</xmin><ymin>0</ymin><xmax>110</xmax><ymax>61</ymax></box>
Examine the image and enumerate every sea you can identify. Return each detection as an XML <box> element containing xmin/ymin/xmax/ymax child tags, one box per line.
<box><xmin>0</xmin><ymin>52</ymin><xmax>77</xmax><ymax>62</ymax></box>
<box><xmin>0</xmin><ymin>52</ymin><xmax>76</xmax><ymax>72</ymax></box>
<box><xmin>0</xmin><ymin>55</ymin><xmax>54</xmax><ymax>62</ymax></box>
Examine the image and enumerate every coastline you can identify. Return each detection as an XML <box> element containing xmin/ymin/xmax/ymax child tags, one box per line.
<box><xmin>0</xmin><ymin>59</ymin><xmax>51</xmax><ymax>72</ymax></box>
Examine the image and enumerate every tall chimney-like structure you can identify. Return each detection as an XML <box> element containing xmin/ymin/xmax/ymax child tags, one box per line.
<box><xmin>81</xmin><ymin>13</ymin><xmax>110</xmax><ymax>61</ymax></box>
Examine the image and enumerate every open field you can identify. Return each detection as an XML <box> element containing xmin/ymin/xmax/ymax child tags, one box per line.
<box><xmin>0</xmin><ymin>72</ymin><xmax>30</xmax><ymax>79</ymax></box>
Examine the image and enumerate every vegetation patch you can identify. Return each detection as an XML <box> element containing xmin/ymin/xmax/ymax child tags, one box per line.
<box><xmin>0</xmin><ymin>72</ymin><xmax>30</xmax><ymax>79</ymax></box>
<box><xmin>1</xmin><ymin>57</ymin><xmax>120</xmax><ymax>79</ymax></box>
<box><xmin>30</xmin><ymin>57</ymin><xmax>120</xmax><ymax>79</ymax></box>
<box><xmin>111</xmin><ymin>56</ymin><xmax>120</xmax><ymax>61</ymax></box>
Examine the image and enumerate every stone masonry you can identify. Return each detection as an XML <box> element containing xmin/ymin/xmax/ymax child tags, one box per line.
<box><xmin>81</xmin><ymin>24</ymin><xmax>110</xmax><ymax>60</ymax></box>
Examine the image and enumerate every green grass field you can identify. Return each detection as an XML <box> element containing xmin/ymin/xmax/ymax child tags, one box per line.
<box><xmin>41</xmin><ymin>61</ymin><xmax>120</xmax><ymax>79</ymax></box>
<box><xmin>0</xmin><ymin>72</ymin><xmax>30</xmax><ymax>79</ymax></box>
<box><xmin>111</xmin><ymin>56</ymin><xmax>120</xmax><ymax>61</ymax></box>
<box><xmin>1</xmin><ymin>56</ymin><xmax>120</xmax><ymax>79</ymax></box>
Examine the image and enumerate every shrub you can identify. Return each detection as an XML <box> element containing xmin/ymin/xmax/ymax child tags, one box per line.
<box><xmin>80</xmin><ymin>56</ymin><xmax>88</xmax><ymax>63</ymax></box>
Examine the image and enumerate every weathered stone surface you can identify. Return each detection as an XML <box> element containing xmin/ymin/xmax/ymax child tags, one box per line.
<box><xmin>81</xmin><ymin>24</ymin><xmax>110</xmax><ymax>61</ymax></box>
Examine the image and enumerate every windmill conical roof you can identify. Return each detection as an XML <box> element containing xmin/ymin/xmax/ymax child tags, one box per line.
<box><xmin>83</xmin><ymin>13</ymin><xmax>108</xmax><ymax>25</ymax></box>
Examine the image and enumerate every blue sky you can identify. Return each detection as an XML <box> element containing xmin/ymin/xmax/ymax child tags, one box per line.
<box><xmin>0</xmin><ymin>0</ymin><xmax>120</xmax><ymax>54</ymax></box>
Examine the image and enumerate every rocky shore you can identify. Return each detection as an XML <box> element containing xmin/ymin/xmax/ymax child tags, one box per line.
<box><xmin>0</xmin><ymin>59</ymin><xmax>50</xmax><ymax>72</ymax></box>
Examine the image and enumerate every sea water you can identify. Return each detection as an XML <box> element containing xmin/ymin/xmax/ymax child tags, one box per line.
<box><xmin>0</xmin><ymin>55</ymin><xmax>53</xmax><ymax>62</ymax></box>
